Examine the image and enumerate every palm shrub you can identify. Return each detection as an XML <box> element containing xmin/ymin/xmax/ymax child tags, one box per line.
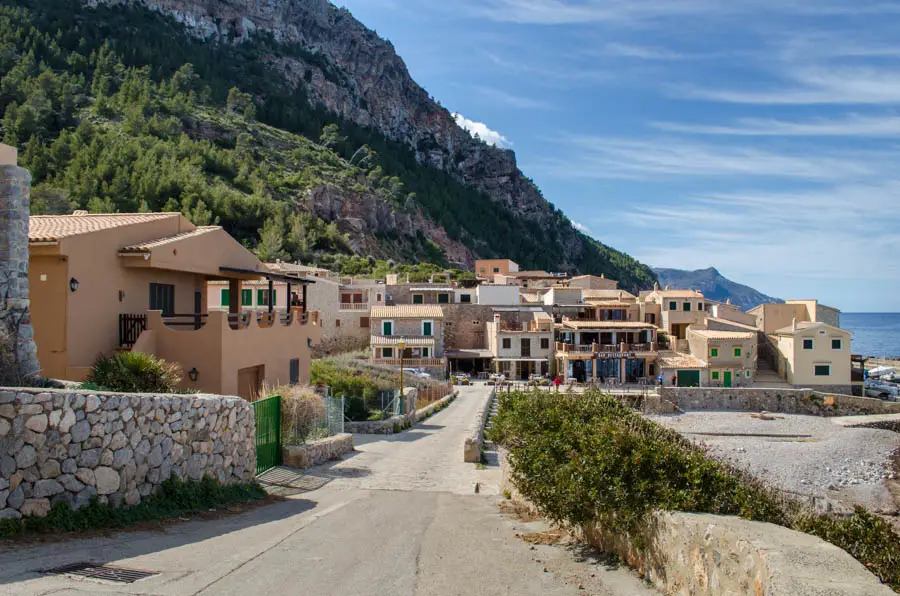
<box><xmin>85</xmin><ymin>351</ymin><xmax>182</xmax><ymax>393</ymax></box>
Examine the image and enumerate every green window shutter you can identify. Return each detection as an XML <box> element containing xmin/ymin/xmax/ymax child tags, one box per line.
<box><xmin>683</xmin><ymin>302</ymin><xmax>691</xmax><ymax>312</ymax></box>
<box><xmin>257</xmin><ymin>289</ymin><xmax>264</xmax><ymax>305</ymax></box>
<box><xmin>242</xmin><ymin>289</ymin><xmax>252</xmax><ymax>306</ymax></box>
<box><xmin>383</xmin><ymin>347</ymin><xmax>393</xmax><ymax>358</ymax></box>
<box><xmin>383</xmin><ymin>321</ymin><xmax>393</xmax><ymax>336</ymax></box>
<box><xmin>734</xmin><ymin>347</ymin><xmax>742</xmax><ymax>357</ymax></box>
<box><xmin>669</xmin><ymin>301</ymin><xmax>677</xmax><ymax>310</ymax></box>
<box><xmin>221</xmin><ymin>289</ymin><xmax>230</xmax><ymax>306</ymax></box>
<box><xmin>438</xmin><ymin>293</ymin><xmax>449</xmax><ymax>304</ymax></box>
<box><xmin>712</xmin><ymin>371</ymin><xmax>720</xmax><ymax>380</ymax></box>
<box><xmin>422</xmin><ymin>347</ymin><xmax>429</xmax><ymax>358</ymax></box>
<box><xmin>413</xmin><ymin>294</ymin><xmax>424</xmax><ymax>304</ymax></box>
<box><xmin>746</xmin><ymin>371</ymin><xmax>752</xmax><ymax>377</ymax></box>
<box><xmin>710</xmin><ymin>348</ymin><xmax>718</xmax><ymax>358</ymax></box>
<box><xmin>423</xmin><ymin>321</ymin><xmax>432</xmax><ymax>336</ymax></box>
<box><xmin>832</xmin><ymin>339</ymin><xmax>841</xmax><ymax>350</ymax></box>
<box><xmin>815</xmin><ymin>365</ymin><xmax>830</xmax><ymax>376</ymax></box>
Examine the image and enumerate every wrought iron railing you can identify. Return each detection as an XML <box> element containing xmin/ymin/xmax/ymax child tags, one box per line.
<box><xmin>118</xmin><ymin>313</ymin><xmax>147</xmax><ymax>349</ymax></box>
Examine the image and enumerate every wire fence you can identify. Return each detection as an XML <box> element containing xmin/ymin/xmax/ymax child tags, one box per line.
<box><xmin>282</xmin><ymin>389</ymin><xmax>344</xmax><ymax>446</ymax></box>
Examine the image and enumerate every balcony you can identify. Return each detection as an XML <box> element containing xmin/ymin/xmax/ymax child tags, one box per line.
<box><xmin>556</xmin><ymin>342</ymin><xmax>657</xmax><ymax>357</ymax></box>
<box><xmin>339</xmin><ymin>302</ymin><xmax>369</xmax><ymax>311</ymax></box>
<box><xmin>371</xmin><ymin>358</ymin><xmax>445</xmax><ymax>368</ymax></box>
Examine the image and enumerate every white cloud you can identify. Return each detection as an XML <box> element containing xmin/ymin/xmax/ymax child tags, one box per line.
<box><xmin>676</xmin><ymin>66</ymin><xmax>900</xmax><ymax>105</ymax></box>
<box><xmin>452</xmin><ymin>113</ymin><xmax>511</xmax><ymax>147</ymax></box>
<box><xmin>651</xmin><ymin>114</ymin><xmax>900</xmax><ymax>137</ymax></box>
<box><xmin>572</xmin><ymin>221</ymin><xmax>593</xmax><ymax>235</ymax></box>
<box><xmin>536</xmin><ymin>135</ymin><xmax>880</xmax><ymax>181</ymax></box>
<box><xmin>475</xmin><ymin>86</ymin><xmax>554</xmax><ymax>110</ymax></box>
<box><xmin>601</xmin><ymin>43</ymin><xmax>684</xmax><ymax>60</ymax></box>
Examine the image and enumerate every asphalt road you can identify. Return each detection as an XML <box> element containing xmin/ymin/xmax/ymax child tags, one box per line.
<box><xmin>0</xmin><ymin>386</ymin><xmax>654</xmax><ymax>596</ymax></box>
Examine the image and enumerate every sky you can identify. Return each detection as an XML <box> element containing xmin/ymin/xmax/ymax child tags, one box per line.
<box><xmin>336</xmin><ymin>0</ymin><xmax>900</xmax><ymax>312</ymax></box>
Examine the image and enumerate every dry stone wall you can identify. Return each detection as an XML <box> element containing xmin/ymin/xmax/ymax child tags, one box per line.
<box><xmin>0</xmin><ymin>388</ymin><xmax>255</xmax><ymax>520</ymax></box>
<box><xmin>659</xmin><ymin>387</ymin><xmax>900</xmax><ymax>417</ymax></box>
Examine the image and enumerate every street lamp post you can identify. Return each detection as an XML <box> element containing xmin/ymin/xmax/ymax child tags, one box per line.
<box><xmin>398</xmin><ymin>340</ymin><xmax>406</xmax><ymax>413</ymax></box>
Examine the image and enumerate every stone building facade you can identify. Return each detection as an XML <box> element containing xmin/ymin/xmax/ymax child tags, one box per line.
<box><xmin>0</xmin><ymin>146</ymin><xmax>39</xmax><ymax>382</ymax></box>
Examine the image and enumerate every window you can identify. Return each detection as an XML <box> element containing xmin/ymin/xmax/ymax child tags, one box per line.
<box><xmin>335</xmin><ymin>319</ymin><xmax>341</xmax><ymax>328</ymax></box>
<box><xmin>257</xmin><ymin>289</ymin><xmax>277</xmax><ymax>306</ymax></box>
<box><xmin>734</xmin><ymin>347</ymin><xmax>742</xmax><ymax>358</ymax></box>
<box><xmin>460</xmin><ymin>294</ymin><xmax>472</xmax><ymax>304</ymax></box>
<box><xmin>493</xmin><ymin>267</ymin><xmax>500</xmax><ymax>273</ymax></box>
<box><xmin>422</xmin><ymin>321</ymin><xmax>433</xmax><ymax>337</ymax></box>
<box><xmin>438</xmin><ymin>293</ymin><xmax>450</xmax><ymax>304</ymax></box>
<box><xmin>382</xmin><ymin>321</ymin><xmax>393</xmax><ymax>336</ymax></box>
<box><xmin>360</xmin><ymin>316</ymin><xmax>370</xmax><ymax>328</ymax></box>
<box><xmin>149</xmin><ymin>283</ymin><xmax>175</xmax><ymax>315</ymax></box>
<box><xmin>220</xmin><ymin>289</ymin><xmax>230</xmax><ymax>306</ymax></box>
<box><xmin>502</xmin><ymin>338</ymin><xmax>511</xmax><ymax>349</ymax></box>
<box><xmin>412</xmin><ymin>294</ymin><xmax>424</xmax><ymax>304</ymax></box>
<box><xmin>669</xmin><ymin>301</ymin><xmax>677</xmax><ymax>310</ymax></box>
<box><xmin>815</xmin><ymin>365</ymin><xmax>831</xmax><ymax>377</ymax></box>
<box><xmin>377</xmin><ymin>293</ymin><xmax>382</xmax><ymax>302</ymax></box>
<box><xmin>803</xmin><ymin>338</ymin><xmax>814</xmax><ymax>350</ymax></box>
<box><xmin>683</xmin><ymin>302</ymin><xmax>691</xmax><ymax>312</ymax></box>
<box><xmin>710</xmin><ymin>347</ymin><xmax>719</xmax><ymax>358</ymax></box>
<box><xmin>712</xmin><ymin>371</ymin><xmax>720</xmax><ymax>380</ymax></box>
<box><xmin>422</xmin><ymin>347</ymin><xmax>430</xmax><ymax>358</ymax></box>
<box><xmin>241</xmin><ymin>289</ymin><xmax>252</xmax><ymax>306</ymax></box>
<box><xmin>521</xmin><ymin>338</ymin><xmax>531</xmax><ymax>357</ymax></box>
<box><xmin>382</xmin><ymin>347</ymin><xmax>393</xmax><ymax>359</ymax></box>
<box><xmin>541</xmin><ymin>338</ymin><xmax>550</xmax><ymax>350</ymax></box>
<box><xmin>698</xmin><ymin>303</ymin><xmax>704</xmax><ymax>311</ymax></box>
<box><xmin>746</xmin><ymin>371</ymin><xmax>752</xmax><ymax>378</ymax></box>
<box><xmin>832</xmin><ymin>338</ymin><xmax>842</xmax><ymax>350</ymax></box>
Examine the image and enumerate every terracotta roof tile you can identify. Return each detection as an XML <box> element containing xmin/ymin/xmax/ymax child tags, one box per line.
<box><xmin>657</xmin><ymin>351</ymin><xmax>707</xmax><ymax>368</ymax></box>
<box><xmin>370</xmin><ymin>305</ymin><xmax>444</xmax><ymax>319</ymax></box>
<box><xmin>688</xmin><ymin>329</ymin><xmax>756</xmax><ymax>341</ymax></box>
<box><xmin>119</xmin><ymin>227</ymin><xmax>219</xmax><ymax>252</ymax></box>
<box><xmin>29</xmin><ymin>212</ymin><xmax>181</xmax><ymax>242</ymax></box>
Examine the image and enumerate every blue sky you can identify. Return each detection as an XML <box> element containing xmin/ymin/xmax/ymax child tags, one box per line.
<box><xmin>337</xmin><ymin>0</ymin><xmax>900</xmax><ymax>312</ymax></box>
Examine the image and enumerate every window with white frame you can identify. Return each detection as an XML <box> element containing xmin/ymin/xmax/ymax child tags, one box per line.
<box><xmin>382</xmin><ymin>320</ymin><xmax>393</xmax><ymax>336</ymax></box>
<box><xmin>422</xmin><ymin>320</ymin><xmax>433</xmax><ymax>337</ymax></box>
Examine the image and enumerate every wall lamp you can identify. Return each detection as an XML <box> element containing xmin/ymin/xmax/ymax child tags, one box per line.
<box><xmin>69</xmin><ymin>277</ymin><xmax>79</xmax><ymax>292</ymax></box>
<box><xmin>188</xmin><ymin>368</ymin><xmax>199</xmax><ymax>382</ymax></box>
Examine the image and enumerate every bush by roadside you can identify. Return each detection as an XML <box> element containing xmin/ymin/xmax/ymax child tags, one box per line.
<box><xmin>0</xmin><ymin>477</ymin><xmax>266</xmax><ymax>539</ymax></box>
<box><xmin>491</xmin><ymin>389</ymin><xmax>900</xmax><ymax>591</ymax></box>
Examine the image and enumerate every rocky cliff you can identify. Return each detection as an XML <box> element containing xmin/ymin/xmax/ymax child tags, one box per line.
<box><xmin>653</xmin><ymin>267</ymin><xmax>782</xmax><ymax>311</ymax></box>
<box><xmin>97</xmin><ymin>0</ymin><xmax>604</xmax><ymax>272</ymax></box>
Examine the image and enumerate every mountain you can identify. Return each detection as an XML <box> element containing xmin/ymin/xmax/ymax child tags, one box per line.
<box><xmin>652</xmin><ymin>267</ymin><xmax>782</xmax><ymax>311</ymax></box>
<box><xmin>0</xmin><ymin>0</ymin><xmax>657</xmax><ymax>291</ymax></box>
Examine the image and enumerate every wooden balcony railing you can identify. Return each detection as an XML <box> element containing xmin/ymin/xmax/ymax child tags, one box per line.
<box><xmin>556</xmin><ymin>342</ymin><xmax>658</xmax><ymax>355</ymax></box>
<box><xmin>371</xmin><ymin>358</ymin><xmax>445</xmax><ymax>367</ymax></box>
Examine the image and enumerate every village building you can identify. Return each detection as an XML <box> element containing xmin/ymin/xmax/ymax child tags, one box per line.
<box><xmin>486</xmin><ymin>311</ymin><xmax>554</xmax><ymax>380</ymax></box>
<box><xmin>565</xmin><ymin>274</ymin><xmax>619</xmax><ymax>290</ymax></box>
<box><xmin>554</xmin><ymin>319</ymin><xmax>658</xmax><ymax>383</ymax></box>
<box><xmin>642</xmin><ymin>286</ymin><xmax>708</xmax><ymax>341</ymax></box>
<box><xmin>686</xmin><ymin>328</ymin><xmax>758</xmax><ymax>387</ymax></box>
<box><xmin>771</xmin><ymin>321</ymin><xmax>853</xmax><ymax>394</ymax></box>
<box><xmin>369</xmin><ymin>305</ymin><xmax>446</xmax><ymax>377</ymax></box>
<box><xmin>28</xmin><ymin>212</ymin><xmax>319</xmax><ymax>398</ymax></box>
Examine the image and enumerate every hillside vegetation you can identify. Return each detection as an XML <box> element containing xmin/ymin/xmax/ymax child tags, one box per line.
<box><xmin>1</xmin><ymin>0</ymin><xmax>656</xmax><ymax>289</ymax></box>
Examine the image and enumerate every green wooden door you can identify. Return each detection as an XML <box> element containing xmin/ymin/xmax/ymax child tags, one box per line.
<box><xmin>252</xmin><ymin>395</ymin><xmax>282</xmax><ymax>475</ymax></box>
<box><xmin>723</xmin><ymin>371</ymin><xmax>733</xmax><ymax>388</ymax></box>
<box><xmin>677</xmin><ymin>370</ymin><xmax>700</xmax><ymax>387</ymax></box>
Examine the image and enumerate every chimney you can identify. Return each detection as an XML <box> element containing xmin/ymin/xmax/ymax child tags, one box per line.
<box><xmin>600</xmin><ymin>273</ymin><xmax>605</xmax><ymax>279</ymax></box>
<box><xmin>653</xmin><ymin>282</ymin><xmax>659</xmax><ymax>291</ymax></box>
<box><xmin>665</xmin><ymin>285</ymin><xmax>670</xmax><ymax>291</ymax></box>
<box><xmin>726</xmin><ymin>298</ymin><xmax>731</xmax><ymax>305</ymax></box>
<box><xmin>792</xmin><ymin>317</ymin><xmax>797</xmax><ymax>331</ymax></box>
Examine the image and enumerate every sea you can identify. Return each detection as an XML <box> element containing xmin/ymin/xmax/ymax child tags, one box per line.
<box><xmin>842</xmin><ymin>313</ymin><xmax>900</xmax><ymax>358</ymax></box>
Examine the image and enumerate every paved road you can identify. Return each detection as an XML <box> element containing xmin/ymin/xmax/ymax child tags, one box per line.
<box><xmin>0</xmin><ymin>386</ymin><xmax>653</xmax><ymax>596</ymax></box>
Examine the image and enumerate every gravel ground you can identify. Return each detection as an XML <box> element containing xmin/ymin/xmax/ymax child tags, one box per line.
<box><xmin>646</xmin><ymin>412</ymin><xmax>900</xmax><ymax>513</ymax></box>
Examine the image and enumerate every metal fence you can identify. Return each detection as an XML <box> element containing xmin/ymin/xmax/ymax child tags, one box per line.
<box><xmin>282</xmin><ymin>389</ymin><xmax>345</xmax><ymax>446</ymax></box>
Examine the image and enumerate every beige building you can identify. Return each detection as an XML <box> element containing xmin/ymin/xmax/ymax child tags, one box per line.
<box><xmin>566</xmin><ymin>274</ymin><xmax>618</xmax><ymax>290</ymax></box>
<box><xmin>642</xmin><ymin>287</ymin><xmax>708</xmax><ymax>340</ymax></box>
<box><xmin>475</xmin><ymin>259</ymin><xmax>519</xmax><ymax>281</ymax></box>
<box><xmin>28</xmin><ymin>212</ymin><xmax>319</xmax><ymax>397</ymax></box>
<box><xmin>772</xmin><ymin>321</ymin><xmax>852</xmax><ymax>393</ymax></box>
<box><xmin>370</xmin><ymin>305</ymin><xmax>446</xmax><ymax>376</ymax></box>
<box><xmin>486</xmin><ymin>312</ymin><xmax>554</xmax><ymax>379</ymax></box>
<box><xmin>748</xmin><ymin>300</ymin><xmax>841</xmax><ymax>334</ymax></box>
<box><xmin>555</xmin><ymin>319</ymin><xmax>658</xmax><ymax>383</ymax></box>
<box><xmin>686</xmin><ymin>329</ymin><xmax>758</xmax><ymax>387</ymax></box>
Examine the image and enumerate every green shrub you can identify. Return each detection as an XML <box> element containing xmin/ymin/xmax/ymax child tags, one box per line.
<box><xmin>0</xmin><ymin>477</ymin><xmax>266</xmax><ymax>538</ymax></box>
<box><xmin>344</xmin><ymin>396</ymin><xmax>370</xmax><ymax>422</ymax></box>
<box><xmin>494</xmin><ymin>389</ymin><xmax>900</xmax><ymax>590</ymax></box>
<box><xmin>85</xmin><ymin>351</ymin><xmax>182</xmax><ymax>393</ymax></box>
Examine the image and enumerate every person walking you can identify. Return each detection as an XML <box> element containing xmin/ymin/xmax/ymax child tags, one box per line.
<box><xmin>553</xmin><ymin>375</ymin><xmax>562</xmax><ymax>393</ymax></box>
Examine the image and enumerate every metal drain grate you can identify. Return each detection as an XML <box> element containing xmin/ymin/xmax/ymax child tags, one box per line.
<box><xmin>45</xmin><ymin>562</ymin><xmax>158</xmax><ymax>584</ymax></box>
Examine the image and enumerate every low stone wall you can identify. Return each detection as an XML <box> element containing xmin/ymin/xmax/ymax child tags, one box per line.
<box><xmin>463</xmin><ymin>388</ymin><xmax>494</xmax><ymax>463</ymax></box>
<box><xmin>499</xmin><ymin>451</ymin><xmax>890</xmax><ymax>596</ymax></box>
<box><xmin>415</xmin><ymin>390</ymin><xmax>457</xmax><ymax>420</ymax></box>
<box><xmin>0</xmin><ymin>387</ymin><xmax>255</xmax><ymax>519</ymax></box>
<box><xmin>282</xmin><ymin>433</ymin><xmax>353</xmax><ymax>469</ymax></box>
<box><xmin>344</xmin><ymin>412</ymin><xmax>413</xmax><ymax>435</ymax></box>
<box><xmin>658</xmin><ymin>387</ymin><xmax>900</xmax><ymax>417</ymax></box>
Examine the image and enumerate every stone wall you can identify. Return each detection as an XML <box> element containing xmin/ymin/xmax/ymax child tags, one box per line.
<box><xmin>658</xmin><ymin>387</ymin><xmax>900</xmax><ymax>417</ymax></box>
<box><xmin>0</xmin><ymin>387</ymin><xmax>255</xmax><ymax>520</ymax></box>
<box><xmin>499</xmin><ymin>451</ymin><xmax>890</xmax><ymax>596</ymax></box>
<box><xmin>0</xmin><ymin>162</ymin><xmax>39</xmax><ymax>381</ymax></box>
<box><xmin>282</xmin><ymin>433</ymin><xmax>353</xmax><ymax>469</ymax></box>
<box><xmin>463</xmin><ymin>388</ymin><xmax>494</xmax><ymax>463</ymax></box>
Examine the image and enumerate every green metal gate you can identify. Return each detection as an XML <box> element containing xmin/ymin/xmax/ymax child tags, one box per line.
<box><xmin>252</xmin><ymin>395</ymin><xmax>282</xmax><ymax>475</ymax></box>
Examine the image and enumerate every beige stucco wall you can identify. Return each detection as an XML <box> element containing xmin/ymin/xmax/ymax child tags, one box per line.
<box><xmin>777</xmin><ymin>327</ymin><xmax>851</xmax><ymax>387</ymax></box>
<box><xmin>475</xmin><ymin>259</ymin><xmax>518</xmax><ymax>277</ymax></box>
<box><xmin>567</xmin><ymin>275</ymin><xmax>618</xmax><ymax>290</ymax></box>
<box><xmin>688</xmin><ymin>331</ymin><xmax>758</xmax><ymax>385</ymax></box>
<box><xmin>710</xmin><ymin>303</ymin><xmax>758</xmax><ymax>327</ymax></box>
<box><xmin>752</xmin><ymin>303</ymin><xmax>809</xmax><ymax>334</ymax></box>
<box><xmin>29</xmin><ymin>217</ymin><xmax>207</xmax><ymax>380</ymax></box>
<box><xmin>142</xmin><ymin>309</ymin><xmax>319</xmax><ymax>397</ymax></box>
